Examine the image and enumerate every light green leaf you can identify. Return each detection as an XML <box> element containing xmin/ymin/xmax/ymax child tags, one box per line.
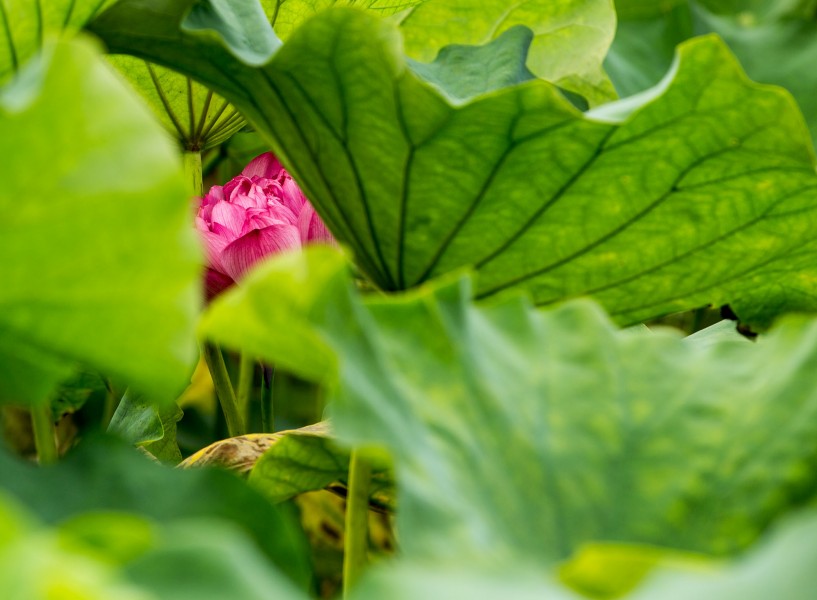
<box><xmin>264</xmin><ymin>0</ymin><xmax>616</xmax><ymax>104</ymax></box>
<box><xmin>264</xmin><ymin>0</ymin><xmax>423</xmax><ymax>39</ymax></box>
<box><xmin>0</xmin><ymin>0</ymin><xmax>117</xmax><ymax>83</ymax></box>
<box><xmin>204</xmin><ymin>248</ymin><xmax>817</xmax><ymax>564</ymax></box>
<box><xmin>0</xmin><ymin>36</ymin><xmax>201</xmax><ymax>405</ymax></box>
<box><xmin>248</xmin><ymin>422</ymin><xmax>395</xmax><ymax>509</ymax></box>
<box><xmin>92</xmin><ymin>7</ymin><xmax>817</xmax><ymax>326</ymax></box>
<box><xmin>107</xmin><ymin>56</ymin><xmax>246</xmax><ymax>151</ymax></box>
<box><xmin>198</xmin><ymin>249</ymin><xmax>348</xmax><ymax>383</ymax></box>
<box><xmin>397</xmin><ymin>0</ymin><xmax>617</xmax><ymax>105</ymax></box>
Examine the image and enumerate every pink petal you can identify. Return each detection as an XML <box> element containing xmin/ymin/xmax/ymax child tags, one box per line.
<box><xmin>281</xmin><ymin>178</ymin><xmax>307</xmax><ymax>213</ymax></box>
<box><xmin>221</xmin><ymin>224</ymin><xmax>301</xmax><ymax>281</ymax></box>
<box><xmin>199</xmin><ymin>228</ymin><xmax>231</xmax><ymax>273</ymax></box>
<box><xmin>223</xmin><ymin>176</ymin><xmax>253</xmax><ymax>201</ymax></box>
<box><xmin>242</xmin><ymin>152</ymin><xmax>284</xmax><ymax>180</ymax></box>
<box><xmin>211</xmin><ymin>201</ymin><xmax>247</xmax><ymax>237</ymax></box>
<box><xmin>298</xmin><ymin>202</ymin><xmax>335</xmax><ymax>244</ymax></box>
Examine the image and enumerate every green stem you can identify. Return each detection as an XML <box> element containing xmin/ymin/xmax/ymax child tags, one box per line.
<box><xmin>202</xmin><ymin>343</ymin><xmax>245</xmax><ymax>437</ymax></box>
<box><xmin>184</xmin><ymin>150</ymin><xmax>204</xmax><ymax>196</ymax></box>
<box><xmin>343</xmin><ymin>450</ymin><xmax>372</xmax><ymax>597</ymax></box>
<box><xmin>236</xmin><ymin>354</ymin><xmax>255</xmax><ymax>425</ymax></box>
<box><xmin>30</xmin><ymin>403</ymin><xmax>58</xmax><ymax>465</ymax></box>
<box><xmin>101</xmin><ymin>380</ymin><xmax>118</xmax><ymax>429</ymax></box>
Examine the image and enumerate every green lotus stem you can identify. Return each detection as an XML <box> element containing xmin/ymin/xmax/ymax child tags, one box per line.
<box><xmin>184</xmin><ymin>150</ymin><xmax>204</xmax><ymax>196</ymax></box>
<box><xmin>202</xmin><ymin>343</ymin><xmax>245</xmax><ymax>437</ymax></box>
<box><xmin>236</xmin><ymin>353</ymin><xmax>255</xmax><ymax>422</ymax></box>
<box><xmin>343</xmin><ymin>449</ymin><xmax>372</xmax><ymax>597</ymax></box>
<box><xmin>261</xmin><ymin>366</ymin><xmax>275</xmax><ymax>433</ymax></box>
<box><xmin>31</xmin><ymin>403</ymin><xmax>58</xmax><ymax>465</ymax></box>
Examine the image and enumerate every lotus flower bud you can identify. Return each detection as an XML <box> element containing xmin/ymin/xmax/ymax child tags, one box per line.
<box><xmin>195</xmin><ymin>153</ymin><xmax>334</xmax><ymax>299</ymax></box>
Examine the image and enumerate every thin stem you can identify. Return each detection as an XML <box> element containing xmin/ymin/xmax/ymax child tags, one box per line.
<box><xmin>101</xmin><ymin>380</ymin><xmax>118</xmax><ymax>429</ymax></box>
<box><xmin>202</xmin><ymin>343</ymin><xmax>245</xmax><ymax>437</ymax></box>
<box><xmin>343</xmin><ymin>450</ymin><xmax>372</xmax><ymax>597</ymax></box>
<box><xmin>31</xmin><ymin>403</ymin><xmax>58</xmax><ymax>465</ymax></box>
<box><xmin>262</xmin><ymin>365</ymin><xmax>276</xmax><ymax>433</ymax></box>
<box><xmin>236</xmin><ymin>354</ymin><xmax>255</xmax><ymax>425</ymax></box>
<box><xmin>183</xmin><ymin>150</ymin><xmax>204</xmax><ymax>197</ymax></box>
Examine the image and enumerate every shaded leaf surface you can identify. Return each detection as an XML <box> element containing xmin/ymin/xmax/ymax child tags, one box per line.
<box><xmin>92</xmin><ymin>6</ymin><xmax>817</xmax><ymax>326</ymax></box>
<box><xmin>0</xmin><ymin>37</ymin><xmax>201</xmax><ymax>405</ymax></box>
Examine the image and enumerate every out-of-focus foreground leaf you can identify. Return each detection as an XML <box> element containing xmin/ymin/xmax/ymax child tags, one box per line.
<box><xmin>0</xmin><ymin>36</ymin><xmax>201</xmax><ymax>406</ymax></box>
<box><xmin>0</xmin><ymin>492</ymin><xmax>307</xmax><ymax>600</ymax></box>
<box><xmin>204</xmin><ymin>247</ymin><xmax>817</xmax><ymax>567</ymax></box>
<box><xmin>0</xmin><ymin>435</ymin><xmax>311</xmax><ymax>587</ymax></box>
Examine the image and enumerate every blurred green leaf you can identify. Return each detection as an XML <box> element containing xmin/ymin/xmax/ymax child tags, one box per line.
<box><xmin>92</xmin><ymin>7</ymin><xmax>817</xmax><ymax>326</ymax></box>
<box><xmin>608</xmin><ymin>1</ymin><xmax>817</xmax><ymax>146</ymax></box>
<box><xmin>123</xmin><ymin>521</ymin><xmax>304</xmax><ymax>600</ymax></box>
<box><xmin>204</xmin><ymin>248</ymin><xmax>817</xmax><ymax>565</ymax></box>
<box><xmin>0</xmin><ymin>435</ymin><xmax>311</xmax><ymax>587</ymax></box>
<box><xmin>0</xmin><ymin>492</ymin><xmax>306</xmax><ymax>600</ymax></box>
<box><xmin>397</xmin><ymin>0</ymin><xmax>617</xmax><ymax>105</ymax></box>
<box><xmin>263</xmin><ymin>0</ymin><xmax>423</xmax><ymax>38</ymax></box>
<box><xmin>0</xmin><ymin>0</ymin><xmax>117</xmax><ymax>83</ymax></box>
<box><xmin>0</xmin><ymin>36</ymin><xmax>201</xmax><ymax>406</ymax></box>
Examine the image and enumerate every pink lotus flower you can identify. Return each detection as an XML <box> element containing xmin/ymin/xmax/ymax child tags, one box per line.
<box><xmin>196</xmin><ymin>152</ymin><xmax>334</xmax><ymax>299</ymax></box>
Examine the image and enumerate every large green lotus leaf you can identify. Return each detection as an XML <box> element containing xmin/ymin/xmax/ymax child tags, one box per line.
<box><xmin>203</xmin><ymin>247</ymin><xmax>817</xmax><ymax>564</ymax></box>
<box><xmin>107</xmin><ymin>56</ymin><xmax>246</xmax><ymax>151</ymax></box>
<box><xmin>0</xmin><ymin>434</ymin><xmax>311</xmax><ymax>586</ymax></box>
<box><xmin>91</xmin><ymin>6</ymin><xmax>817</xmax><ymax>327</ymax></box>
<box><xmin>396</xmin><ymin>0</ymin><xmax>617</xmax><ymax>105</ymax></box>
<box><xmin>0</xmin><ymin>36</ymin><xmax>201</xmax><ymax>405</ymax></box>
<box><xmin>0</xmin><ymin>0</ymin><xmax>117</xmax><ymax>83</ymax></box>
